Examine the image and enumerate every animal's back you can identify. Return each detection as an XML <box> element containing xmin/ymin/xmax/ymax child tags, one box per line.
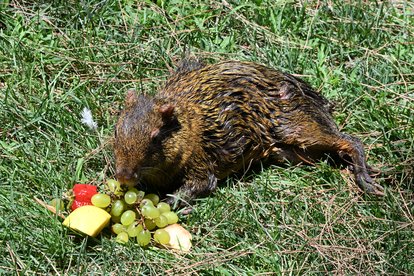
<box><xmin>160</xmin><ymin>60</ymin><xmax>336</xmax><ymax>177</ymax></box>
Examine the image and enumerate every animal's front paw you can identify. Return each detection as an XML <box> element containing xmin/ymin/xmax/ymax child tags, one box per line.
<box><xmin>165</xmin><ymin>192</ymin><xmax>191</xmax><ymax>208</ymax></box>
<box><xmin>165</xmin><ymin>194</ymin><xmax>193</xmax><ymax>214</ymax></box>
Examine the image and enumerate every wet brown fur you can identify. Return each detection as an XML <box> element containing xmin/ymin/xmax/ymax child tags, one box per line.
<box><xmin>114</xmin><ymin>59</ymin><xmax>383</xmax><ymax>204</ymax></box>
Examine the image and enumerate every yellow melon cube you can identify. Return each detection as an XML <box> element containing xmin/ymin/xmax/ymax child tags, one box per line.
<box><xmin>62</xmin><ymin>205</ymin><xmax>110</xmax><ymax>237</ymax></box>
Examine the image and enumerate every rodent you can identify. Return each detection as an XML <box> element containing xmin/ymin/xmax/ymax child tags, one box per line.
<box><xmin>114</xmin><ymin>58</ymin><xmax>384</xmax><ymax>205</ymax></box>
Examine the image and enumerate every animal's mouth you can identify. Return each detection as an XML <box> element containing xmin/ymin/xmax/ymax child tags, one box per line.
<box><xmin>115</xmin><ymin>168</ymin><xmax>141</xmax><ymax>187</ymax></box>
<box><xmin>119</xmin><ymin>178</ymin><xmax>137</xmax><ymax>187</ymax></box>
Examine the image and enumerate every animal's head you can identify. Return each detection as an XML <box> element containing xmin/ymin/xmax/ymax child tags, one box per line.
<box><xmin>114</xmin><ymin>89</ymin><xmax>176</xmax><ymax>186</ymax></box>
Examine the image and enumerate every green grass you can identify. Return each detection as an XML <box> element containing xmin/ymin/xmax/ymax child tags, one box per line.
<box><xmin>1</xmin><ymin>0</ymin><xmax>413</xmax><ymax>274</ymax></box>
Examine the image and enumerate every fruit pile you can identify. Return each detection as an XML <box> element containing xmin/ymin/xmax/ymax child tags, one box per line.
<box><xmin>59</xmin><ymin>179</ymin><xmax>191</xmax><ymax>250</ymax></box>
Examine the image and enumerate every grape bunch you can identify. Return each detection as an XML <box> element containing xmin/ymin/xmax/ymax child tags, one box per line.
<box><xmin>90</xmin><ymin>179</ymin><xmax>179</xmax><ymax>246</ymax></box>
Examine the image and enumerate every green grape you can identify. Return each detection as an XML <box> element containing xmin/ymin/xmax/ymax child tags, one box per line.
<box><xmin>110</xmin><ymin>200</ymin><xmax>126</xmax><ymax>217</ymax></box>
<box><xmin>106</xmin><ymin>179</ymin><xmax>121</xmax><ymax>193</ymax></box>
<box><xmin>128</xmin><ymin>187</ymin><xmax>145</xmax><ymax>200</ymax></box>
<box><xmin>127</xmin><ymin>223</ymin><xmax>143</xmax><ymax>237</ymax></box>
<box><xmin>50</xmin><ymin>198</ymin><xmax>65</xmax><ymax>211</ymax></box>
<box><xmin>156</xmin><ymin>202</ymin><xmax>171</xmax><ymax>213</ymax></box>
<box><xmin>141</xmin><ymin>205</ymin><xmax>160</xmax><ymax>219</ymax></box>
<box><xmin>163</xmin><ymin>211</ymin><xmax>179</xmax><ymax>224</ymax></box>
<box><xmin>144</xmin><ymin>218</ymin><xmax>157</xmax><ymax>230</ymax></box>
<box><xmin>124</xmin><ymin>190</ymin><xmax>137</xmax><ymax>205</ymax></box>
<box><xmin>153</xmin><ymin>229</ymin><xmax>170</xmax><ymax>245</ymax></box>
<box><xmin>112</xmin><ymin>223</ymin><xmax>126</xmax><ymax>235</ymax></box>
<box><xmin>128</xmin><ymin>187</ymin><xmax>139</xmax><ymax>194</ymax></box>
<box><xmin>91</xmin><ymin>193</ymin><xmax>111</xmax><ymax>208</ymax></box>
<box><xmin>154</xmin><ymin>215</ymin><xmax>168</xmax><ymax>228</ymax></box>
<box><xmin>120</xmin><ymin>210</ymin><xmax>136</xmax><ymax>226</ymax></box>
<box><xmin>136</xmin><ymin>190</ymin><xmax>146</xmax><ymax>201</ymax></box>
<box><xmin>139</xmin><ymin>198</ymin><xmax>154</xmax><ymax>208</ymax></box>
<box><xmin>116</xmin><ymin>232</ymin><xmax>129</xmax><ymax>244</ymax></box>
<box><xmin>144</xmin><ymin>193</ymin><xmax>160</xmax><ymax>205</ymax></box>
<box><xmin>136</xmin><ymin>230</ymin><xmax>151</xmax><ymax>246</ymax></box>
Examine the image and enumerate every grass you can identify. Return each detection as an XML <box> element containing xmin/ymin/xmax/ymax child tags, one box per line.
<box><xmin>1</xmin><ymin>0</ymin><xmax>413</xmax><ymax>274</ymax></box>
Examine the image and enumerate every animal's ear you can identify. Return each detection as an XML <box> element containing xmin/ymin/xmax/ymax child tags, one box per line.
<box><xmin>125</xmin><ymin>89</ymin><xmax>138</xmax><ymax>107</ymax></box>
<box><xmin>159</xmin><ymin>103</ymin><xmax>175</xmax><ymax>121</ymax></box>
<box><xmin>150</xmin><ymin>128</ymin><xmax>160</xmax><ymax>140</ymax></box>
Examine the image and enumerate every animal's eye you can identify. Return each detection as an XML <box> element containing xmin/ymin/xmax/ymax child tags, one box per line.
<box><xmin>114</xmin><ymin>127</ymin><xmax>118</xmax><ymax>138</ymax></box>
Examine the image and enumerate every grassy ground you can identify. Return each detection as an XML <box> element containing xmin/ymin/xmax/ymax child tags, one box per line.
<box><xmin>1</xmin><ymin>0</ymin><xmax>413</xmax><ymax>274</ymax></box>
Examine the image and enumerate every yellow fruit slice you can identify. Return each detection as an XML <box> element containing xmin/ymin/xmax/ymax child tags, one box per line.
<box><xmin>163</xmin><ymin>224</ymin><xmax>192</xmax><ymax>252</ymax></box>
<box><xmin>62</xmin><ymin>205</ymin><xmax>111</xmax><ymax>237</ymax></box>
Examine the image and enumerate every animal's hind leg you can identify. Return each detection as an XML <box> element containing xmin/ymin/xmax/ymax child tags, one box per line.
<box><xmin>334</xmin><ymin>133</ymin><xmax>384</xmax><ymax>195</ymax></box>
<box><xmin>280</xmin><ymin>125</ymin><xmax>384</xmax><ymax>195</ymax></box>
<box><xmin>270</xmin><ymin>76</ymin><xmax>383</xmax><ymax>194</ymax></box>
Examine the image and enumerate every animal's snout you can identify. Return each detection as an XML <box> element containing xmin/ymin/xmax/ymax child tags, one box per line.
<box><xmin>116</xmin><ymin>167</ymin><xmax>139</xmax><ymax>187</ymax></box>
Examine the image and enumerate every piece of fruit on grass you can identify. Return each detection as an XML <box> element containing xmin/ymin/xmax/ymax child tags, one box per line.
<box><xmin>71</xmin><ymin>184</ymin><xmax>98</xmax><ymax>211</ymax></box>
<box><xmin>71</xmin><ymin>200</ymin><xmax>94</xmax><ymax>211</ymax></box>
<box><xmin>72</xmin><ymin>184</ymin><xmax>98</xmax><ymax>202</ymax></box>
<box><xmin>63</xmin><ymin>205</ymin><xmax>110</xmax><ymax>237</ymax></box>
<box><xmin>163</xmin><ymin>224</ymin><xmax>192</xmax><ymax>252</ymax></box>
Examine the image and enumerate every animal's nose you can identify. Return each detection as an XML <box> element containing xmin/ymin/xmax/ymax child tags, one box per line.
<box><xmin>116</xmin><ymin>168</ymin><xmax>138</xmax><ymax>187</ymax></box>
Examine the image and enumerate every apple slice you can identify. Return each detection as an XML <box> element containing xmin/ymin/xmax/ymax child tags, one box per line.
<box><xmin>163</xmin><ymin>224</ymin><xmax>192</xmax><ymax>252</ymax></box>
<box><xmin>62</xmin><ymin>205</ymin><xmax>110</xmax><ymax>237</ymax></box>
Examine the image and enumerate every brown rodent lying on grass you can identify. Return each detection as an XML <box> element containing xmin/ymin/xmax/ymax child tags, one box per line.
<box><xmin>114</xmin><ymin>58</ymin><xmax>384</xmax><ymax>205</ymax></box>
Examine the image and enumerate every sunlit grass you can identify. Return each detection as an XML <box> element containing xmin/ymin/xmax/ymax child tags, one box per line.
<box><xmin>0</xmin><ymin>0</ymin><xmax>413</xmax><ymax>274</ymax></box>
